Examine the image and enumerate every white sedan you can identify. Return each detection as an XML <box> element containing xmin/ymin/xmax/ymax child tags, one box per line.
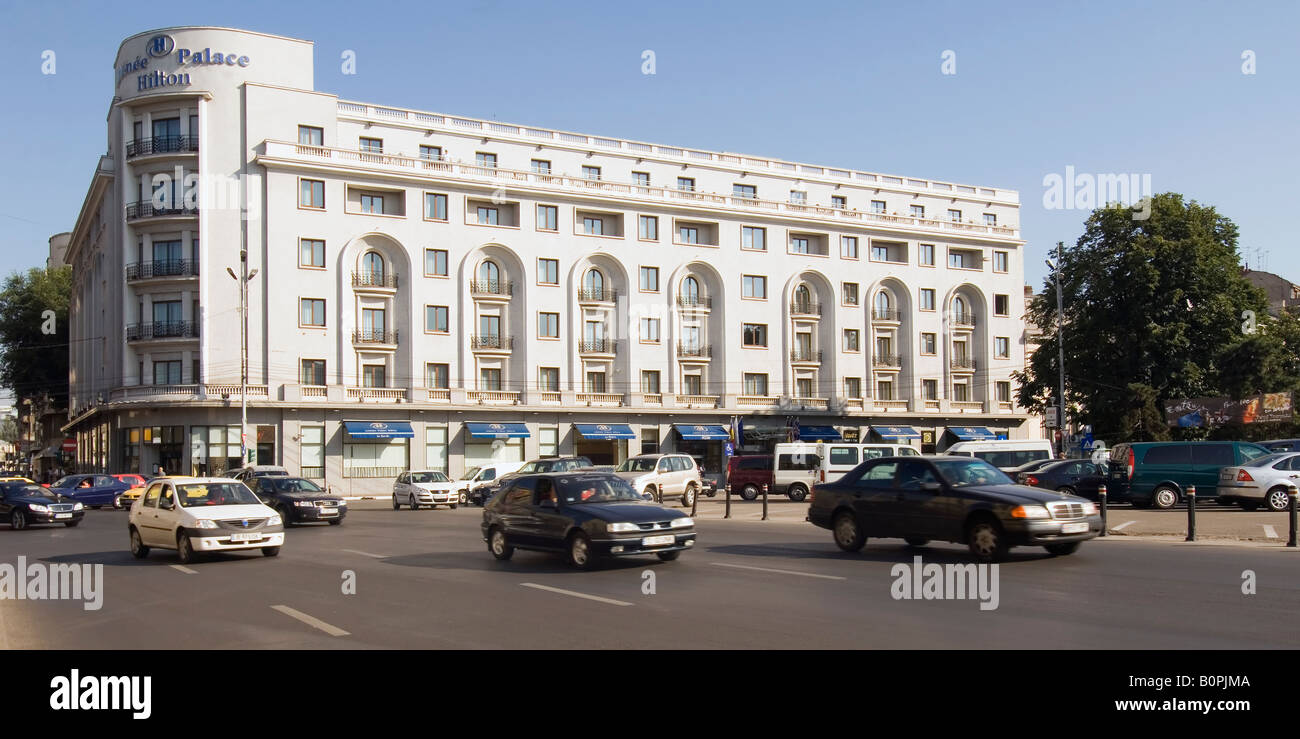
<box><xmin>128</xmin><ymin>477</ymin><xmax>284</xmax><ymax>563</ymax></box>
<box><xmin>393</xmin><ymin>471</ymin><xmax>460</xmax><ymax>509</ymax></box>
<box><xmin>1217</xmin><ymin>452</ymin><xmax>1300</xmax><ymax>511</ymax></box>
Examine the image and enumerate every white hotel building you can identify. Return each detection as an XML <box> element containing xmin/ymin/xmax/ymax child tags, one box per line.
<box><xmin>64</xmin><ymin>27</ymin><xmax>1039</xmax><ymax>492</ymax></box>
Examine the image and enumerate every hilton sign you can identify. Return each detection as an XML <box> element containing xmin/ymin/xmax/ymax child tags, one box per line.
<box><xmin>118</xmin><ymin>34</ymin><xmax>252</xmax><ymax>92</ymax></box>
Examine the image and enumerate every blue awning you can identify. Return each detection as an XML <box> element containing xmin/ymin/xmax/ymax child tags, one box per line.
<box><xmin>948</xmin><ymin>426</ymin><xmax>997</xmax><ymax>441</ymax></box>
<box><xmin>798</xmin><ymin>425</ymin><xmax>842</xmax><ymax>441</ymax></box>
<box><xmin>574</xmin><ymin>423</ymin><xmax>635</xmax><ymax>440</ymax></box>
<box><xmin>465</xmin><ymin>422</ymin><xmax>529</xmax><ymax>439</ymax></box>
<box><xmin>344</xmin><ymin>421</ymin><xmax>414</xmax><ymax>439</ymax></box>
<box><xmin>674</xmin><ymin>424</ymin><xmax>730</xmax><ymax>441</ymax></box>
<box><xmin>872</xmin><ymin>425</ymin><xmax>921</xmax><ymax>441</ymax></box>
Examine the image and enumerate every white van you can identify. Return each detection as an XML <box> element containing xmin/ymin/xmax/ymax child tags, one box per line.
<box><xmin>944</xmin><ymin>440</ymin><xmax>1054</xmax><ymax>471</ymax></box>
<box><xmin>773</xmin><ymin>441</ymin><xmax>921</xmax><ymax>491</ymax></box>
<box><xmin>457</xmin><ymin>460</ymin><xmax>527</xmax><ymax>503</ymax></box>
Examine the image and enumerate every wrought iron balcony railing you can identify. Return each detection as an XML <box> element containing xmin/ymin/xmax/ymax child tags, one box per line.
<box><xmin>126</xmin><ymin>321</ymin><xmax>199</xmax><ymax>340</ymax></box>
<box><xmin>790</xmin><ymin>300</ymin><xmax>822</xmax><ymax>316</ymax></box>
<box><xmin>125</xmin><ymin>135</ymin><xmax>199</xmax><ymax>158</ymax></box>
<box><xmin>352</xmin><ymin>329</ymin><xmax>399</xmax><ymax>344</ymax></box>
<box><xmin>352</xmin><ymin>271</ymin><xmax>399</xmax><ymax>288</ymax></box>
<box><xmin>951</xmin><ymin>357</ymin><xmax>977</xmax><ymax>370</ymax></box>
<box><xmin>871</xmin><ymin>308</ymin><xmax>900</xmax><ymax>321</ymax></box>
<box><xmin>580</xmin><ymin>338</ymin><xmax>616</xmax><ymax>354</ymax></box>
<box><xmin>471</xmin><ymin>335</ymin><xmax>513</xmax><ymax>350</ymax></box>
<box><xmin>126</xmin><ymin>201</ymin><xmax>199</xmax><ymax>219</ymax></box>
<box><xmin>577</xmin><ymin>287</ymin><xmax>618</xmax><ymax>302</ymax></box>
<box><xmin>790</xmin><ymin>348</ymin><xmax>823</xmax><ymax>363</ymax></box>
<box><xmin>676</xmin><ymin>342</ymin><xmax>712</xmax><ymax>358</ymax></box>
<box><xmin>873</xmin><ymin>353</ymin><xmax>902</xmax><ymax>367</ymax></box>
<box><xmin>676</xmin><ymin>294</ymin><xmax>713</xmax><ymax>309</ymax></box>
<box><xmin>470</xmin><ymin>279</ymin><xmax>513</xmax><ymax>296</ymax></box>
<box><xmin>125</xmin><ymin>260</ymin><xmax>199</xmax><ymax>280</ymax></box>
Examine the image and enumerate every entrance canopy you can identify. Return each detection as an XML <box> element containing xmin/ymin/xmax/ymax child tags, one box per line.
<box><xmin>947</xmin><ymin>426</ymin><xmax>997</xmax><ymax>441</ymax></box>
<box><xmin>674</xmin><ymin>424</ymin><xmax>730</xmax><ymax>441</ymax></box>
<box><xmin>574</xmin><ymin>423</ymin><xmax>635</xmax><ymax>440</ymax></box>
<box><xmin>798</xmin><ymin>425</ymin><xmax>842</xmax><ymax>441</ymax></box>
<box><xmin>871</xmin><ymin>425</ymin><xmax>921</xmax><ymax>441</ymax></box>
<box><xmin>343</xmin><ymin>421</ymin><xmax>414</xmax><ymax>439</ymax></box>
<box><xmin>465</xmin><ymin>422</ymin><xmax>529</xmax><ymax>439</ymax></box>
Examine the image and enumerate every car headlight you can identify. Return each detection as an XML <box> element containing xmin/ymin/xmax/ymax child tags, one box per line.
<box><xmin>606</xmin><ymin>522</ymin><xmax>640</xmax><ymax>533</ymax></box>
<box><xmin>267</xmin><ymin>514</ymin><xmax>282</xmax><ymax>526</ymax></box>
<box><xmin>294</xmin><ymin>500</ymin><xmax>314</xmax><ymax>507</ymax></box>
<box><xmin>194</xmin><ymin>519</ymin><xmax>218</xmax><ymax>529</ymax></box>
<box><xmin>1010</xmin><ymin>505</ymin><xmax>1050</xmax><ymax>519</ymax></box>
<box><xmin>28</xmin><ymin>504</ymin><xmax>48</xmax><ymax>513</ymax></box>
<box><xmin>72</xmin><ymin>502</ymin><xmax>84</xmax><ymax>510</ymax></box>
<box><xmin>670</xmin><ymin>517</ymin><xmax>694</xmax><ymax>528</ymax></box>
<box><xmin>1080</xmin><ymin>502</ymin><xmax>1099</xmax><ymax>515</ymax></box>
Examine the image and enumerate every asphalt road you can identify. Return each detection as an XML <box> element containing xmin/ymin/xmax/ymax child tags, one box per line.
<box><xmin>2</xmin><ymin>502</ymin><xmax>1299</xmax><ymax>649</ymax></box>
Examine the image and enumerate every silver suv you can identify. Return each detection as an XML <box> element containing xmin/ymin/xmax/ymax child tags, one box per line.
<box><xmin>614</xmin><ymin>454</ymin><xmax>703</xmax><ymax>508</ymax></box>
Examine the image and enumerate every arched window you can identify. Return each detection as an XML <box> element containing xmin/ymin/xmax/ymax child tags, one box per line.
<box><xmin>953</xmin><ymin>296</ymin><xmax>968</xmax><ymax>318</ymax></box>
<box><xmin>361</xmin><ymin>252</ymin><xmax>384</xmax><ymax>281</ymax></box>
<box><xmin>584</xmin><ymin>268</ymin><xmax>605</xmax><ymax>295</ymax></box>
<box><xmin>682</xmin><ymin>276</ymin><xmax>700</xmax><ymax>302</ymax></box>
<box><xmin>793</xmin><ymin>284</ymin><xmax>812</xmax><ymax>310</ymax></box>
<box><xmin>478</xmin><ymin>260</ymin><xmax>500</xmax><ymax>288</ymax></box>
<box><xmin>874</xmin><ymin>291</ymin><xmax>892</xmax><ymax>318</ymax></box>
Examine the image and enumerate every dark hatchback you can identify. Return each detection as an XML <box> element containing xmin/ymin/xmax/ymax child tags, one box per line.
<box><xmin>1018</xmin><ymin>459</ymin><xmax>1109</xmax><ymax>500</ymax></box>
<box><xmin>470</xmin><ymin>457</ymin><xmax>593</xmax><ymax>505</ymax></box>
<box><xmin>807</xmin><ymin>455</ymin><xmax>1101</xmax><ymax>563</ymax></box>
<box><xmin>247</xmin><ymin>476</ymin><xmax>347</xmax><ymax>526</ymax></box>
<box><xmin>481</xmin><ymin>471</ymin><xmax>696</xmax><ymax>569</ymax></box>
<box><xmin>1</xmin><ymin>483</ymin><xmax>86</xmax><ymax>529</ymax></box>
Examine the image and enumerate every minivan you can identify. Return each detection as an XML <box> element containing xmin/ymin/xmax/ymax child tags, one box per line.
<box><xmin>458</xmin><ymin>461</ymin><xmax>527</xmax><ymax>504</ymax></box>
<box><xmin>944</xmin><ymin>440</ymin><xmax>1054</xmax><ymax>472</ymax></box>
<box><xmin>1108</xmin><ymin>441</ymin><xmax>1272</xmax><ymax>508</ymax></box>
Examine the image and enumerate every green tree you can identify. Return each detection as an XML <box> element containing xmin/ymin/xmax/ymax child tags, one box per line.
<box><xmin>1015</xmin><ymin>193</ymin><xmax>1272</xmax><ymax>441</ymax></box>
<box><xmin>0</xmin><ymin>266</ymin><xmax>72</xmax><ymax>405</ymax></box>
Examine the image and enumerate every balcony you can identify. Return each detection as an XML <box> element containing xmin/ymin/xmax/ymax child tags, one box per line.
<box><xmin>951</xmin><ymin>358</ymin><xmax>977</xmax><ymax>371</ymax></box>
<box><xmin>346</xmin><ymin>387</ymin><xmax>407</xmax><ymax>402</ymax></box>
<box><xmin>578</xmin><ymin>287</ymin><xmax>618</xmax><ymax>305</ymax></box>
<box><xmin>873</xmin><ymin>400</ymin><xmax>910</xmax><ymax>412</ymax></box>
<box><xmin>873</xmin><ymin>353</ymin><xmax>902</xmax><ymax>368</ymax></box>
<box><xmin>871</xmin><ymin>309</ymin><xmax>901</xmax><ymax>322</ymax></box>
<box><xmin>676</xmin><ymin>394</ymin><xmax>719</xmax><ymax>409</ymax></box>
<box><xmin>577</xmin><ymin>392</ymin><xmax>623</xmax><ymax>407</ymax></box>
<box><xmin>467</xmin><ymin>390</ymin><xmax>520</xmax><ymax>404</ymax></box>
<box><xmin>126</xmin><ymin>321</ymin><xmax>199</xmax><ymax>341</ymax></box>
<box><xmin>790</xmin><ymin>348</ymin><xmax>823</xmax><ymax>364</ymax></box>
<box><xmin>952</xmin><ymin>313</ymin><xmax>976</xmax><ymax>328</ymax></box>
<box><xmin>676</xmin><ymin>295</ymin><xmax>713</xmax><ymax>312</ymax></box>
<box><xmin>676</xmin><ymin>342</ymin><xmax>712</xmax><ymax>361</ymax></box>
<box><xmin>125</xmin><ymin>260</ymin><xmax>199</xmax><ymax>281</ymax></box>
<box><xmin>952</xmin><ymin>400</ymin><xmax>984</xmax><ymax>412</ymax></box>
<box><xmin>352</xmin><ymin>329</ymin><xmax>398</xmax><ymax>346</ymax></box>
<box><xmin>351</xmin><ymin>272</ymin><xmax>399</xmax><ymax>291</ymax></box>
<box><xmin>790</xmin><ymin>300</ymin><xmax>822</xmax><ymax>318</ymax></box>
<box><xmin>126</xmin><ymin>135</ymin><xmax>199</xmax><ymax>158</ymax></box>
<box><xmin>470</xmin><ymin>279</ymin><xmax>513</xmax><ymax>299</ymax></box>
<box><xmin>126</xmin><ymin>202</ymin><xmax>199</xmax><ymax>220</ymax></box>
<box><xmin>794</xmin><ymin>397</ymin><xmax>829</xmax><ymax>411</ymax></box>
<box><xmin>579</xmin><ymin>338</ymin><xmax>617</xmax><ymax>356</ymax></box>
<box><xmin>471</xmin><ymin>335</ymin><xmax>513</xmax><ymax>352</ymax></box>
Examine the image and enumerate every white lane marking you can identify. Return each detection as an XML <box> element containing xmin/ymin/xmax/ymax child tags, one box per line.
<box><xmin>169</xmin><ymin>564</ymin><xmax>198</xmax><ymax>575</ymax></box>
<box><xmin>271</xmin><ymin>605</ymin><xmax>350</xmax><ymax>636</ymax></box>
<box><xmin>1111</xmin><ymin>520</ymin><xmax>1138</xmax><ymax>531</ymax></box>
<box><xmin>1263</xmin><ymin>525</ymin><xmax>1279</xmax><ymax>539</ymax></box>
<box><xmin>711</xmin><ymin>562</ymin><xmax>846</xmax><ymax>581</ymax></box>
<box><xmin>519</xmin><ymin>583</ymin><xmax>632</xmax><ymax>607</ymax></box>
<box><xmin>342</xmin><ymin>549</ymin><xmax>387</xmax><ymax>559</ymax></box>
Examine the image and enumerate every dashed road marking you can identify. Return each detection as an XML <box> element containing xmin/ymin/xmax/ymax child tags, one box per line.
<box><xmin>1112</xmin><ymin>520</ymin><xmax>1138</xmax><ymax>531</ymax></box>
<box><xmin>520</xmin><ymin>583</ymin><xmax>632</xmax><ymax>606</ymax></box>
<box><xmin>1263</xmin><ymin>525</ymin><xmax>1279</xmax><ymax>539</ymax></box>
<box><xmin>271</xmin><ymin>605</ymin><xmax>350</xmax><ymax>636</ymax></box>
<box><xmin>342</xmin><ymin>549</ymin><xmax>387</xmax><ymax>559</ymax></box>
<box><xmin>169</xmin><ymin>565</ymin><xmax>198</xmax><ymax>575</ymax></box>
<box><xmin>711</xmin><ymin>562</ymin><xmax>846</xmax><ymax>580</ymax></box>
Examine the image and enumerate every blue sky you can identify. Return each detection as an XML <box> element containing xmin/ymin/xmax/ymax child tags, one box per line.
<box><xmin>0</xmin><ymin>0</ymin><xmax>1296</xmax><ymax>290</ymax></box>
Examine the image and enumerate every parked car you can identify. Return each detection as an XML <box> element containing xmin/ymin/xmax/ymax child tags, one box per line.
<box><xmin>128</xmin><ymin>477</ymin><xmax>284</xmax><ymax>563</ymax></box>
<box><xmin>458</xmin><ymin>461</ymin><xmax>528</xmax><ymax>506</ymax></box>
<box><xmin>944</xmin><ymin>440</ymin><xmax>1055</xmax><ymax>472</ymax></box>
<box><xmin>112</xmin><ymin>473</ymin><xmax>149</xmax><ymax>488</ymax></box>
<box><xmin>0</xmin><ymin>482</ymin><xmax>85</xmax><ymax>529</ymax></box>
<box><xmin>481</xmin><ymin>471</ymin><xmax>696</xmax><ymax>569</ymax></box>
<box><xmin>393</xmin><ymin>470</ymin><xmax>460</xmax><ymax>509</ymax></box>
<box><xmin>726</xmin><ymin>455</ymin><xmax>775</xmax><ymax>500</ymax></box>
<box><xmin>807</xmin><ymin>455</ymin><xmax>1101</xmax><ymax>562</ymax></box>
<box><xmin>46</xmin><ymin>474</ymin><xmax>134</xmax><ymax>508</ymax></box>
<box><xmin>470</xmin><ymin>457</ymin><xmax>594</xmax><ymax>504</ymax></box>
<box><xmin>1217</xmin><ymin>452</ymin><xmax>1300</xmax><ymax>511</ymax></box>
<box><xmin>1259</xmin><ymin>439</ymin><xmax>1300</xmax><ymax>453</ymax></box>
<box><xmin>1007</xmin><ymin>458</ymin><xmax>1060</xmax><ymax>478</ymax></box>
<box><xmin>1107</xmin><ymin>440</ymin><xmax>1272</xmax><ymax>508</ymax></box>
<box><xmin>693</xmin><ymin>460</ymin><xmax>722</xmax><ymax>497</ymax></box>
<box><xmin>613</xmin><ymin>453</ymin><xmax>703</xmax><ymax>507</ymax></box>
<box><xmin>780</xmin><ymin>442</ymin><xmax>922</xmax><ymax>487</ymax></box>
<box><xmin>1018</xmin><ymin>459</ymin><xmax>1108</xmax><ymax>500</ymax></box>
<box><xmin>229</xmin><ymin>465</ymin><xmax>290</xmax><ymax>482</ymax></box>
<box><xmin>111</xmin><ymin>474</ymin><xmax>149</xmax><ymax>510</ymax></box>
<box><xmin>247</xmin><ymin>476</ymin><xmax>347</xmax><ymax>525</ymax></box>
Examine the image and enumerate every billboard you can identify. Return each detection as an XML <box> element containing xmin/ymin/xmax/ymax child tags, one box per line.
<box><xmin>1164</xmin><ymin>392</ymin><xmax>1294</xmax><ymax>427</ymax></box>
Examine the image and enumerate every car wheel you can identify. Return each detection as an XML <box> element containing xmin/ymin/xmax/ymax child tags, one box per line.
<box><xmin>657</xmin><ymin>550</ymin><xmax>681</xmax><ymax>561</ymax></box>
<box><xmin>904</xmin><ymin>536</ymin><xmax>929</xmax><ymax>547</ymax></box>
<box><xmin>392</xmin><ymin>495</ymin><xmax>401</xmax><ymax>510</ymax></box>
<box><xmin>740</xmin><ymin>484</ymin><xmax>759</xmax><ymax>501</ymax></box>
<box><xmin>967</xmin><ymin>519</ymin><xmax>1009</xmax><ymax>563</ymax></box>
<box><xmin>113</xmin><ymin>497</ymin><xmax>122</xmax><ymax>510</ymax></box>
<box><xmin>1266</xmin><ymin>487</ymin><xmax>1292</xmax><ymax>512</ymax></box>
<box><xmin>328</xmin><ymin>519</ymin><xmax>342</xmax><ymax>526</ymax></box>
<box><xmin>1056</xmin><ymin>486</ymin><xmax>1077</xmax><ymax>497</ymax></box>
<box><xmin>262</xmin><ymin>546</ymin><xmax>280</xmax><ymax>557</ymax></box>
<box><xmin>1152</xmin><ymin>486</ymin><xmax>1179</xmax><ymax>509</ymax></box>
<box><xmin>644</xmin><ymin>486</ymin><xmax>659</xmax><ymax>504</ymax></box>
<box><xmin>681</xmin><ymin>485</ymin><xmax>696</xmax><ymax>508</ymax></box>
<box><xmin>1045</xmin><ymin>541</ymin><xmax>1080</xmax><ymax>556</ymax></box>
<box><xmin>176</xmin><ymin>534</ymin><xmax>195</xmax><ymax>565</ymax></box>
<box><xmin>64</xmin><ymin>521</ymin><xmax>80</xmax><ymax>528</ymax></box>
<box><xmin>129</xmin><ymin>527</ymin><xmax>149</xmax><ymax>558</ymax></box>
<box><xmin>488</xmin><ymin>527</ymin><xmax>513</xmax><ymax>561</ymax></box>
<box><xmin>787</xmin><ymin>484</ymin><xmax>809</xmax><ymax>502</ymax></box>
<box><xmin>459</xmin><ymin>491</ymin><xmax>468</xmax><ymax>505</ymax></box>
<box><xmin>9</xmin><ymin>509</ymin><xmax>26</xmax><ymax>530</ymax></box>
<box><xmin>449</xmin><ymin>503</ymin><xmax>458</xmax><ymax>510</ymax></box>
<box><xmin>833</xmin><ymin>512</ymin><xmax>867</xmax><ymax>552</ymax></box>
<box><xmin>409</xmin><ymin>495</ymin><xmax>419</xmax><ymax>511</ymax></box>
<box><xmin>279</xmin><ymin>505</ymin><xmax>294</xmax><ymax>527</ymax></box>
<box><xmin>567</xmin><ymin>531</ymin><xmax>597</xmax><ymax>570</ymax></box>
<box><xmin>1239</xmin><ymin>501</ymin><xmax>1260</xmax><ymax>512</ymax></box>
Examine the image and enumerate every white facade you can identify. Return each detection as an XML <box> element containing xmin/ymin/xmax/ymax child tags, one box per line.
<box><xmin>65</xmin><ymin>26</ymin><xmax>1038</xmax><ymax>492</ymax></box>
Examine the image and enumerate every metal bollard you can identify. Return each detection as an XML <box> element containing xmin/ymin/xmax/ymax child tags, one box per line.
<box><xmin>761</xmin><ymin>483</ymin><xmax>769</xmax><ymax>521</ymax></box>
<box><xmin>1289</xmin><ymin>484</ymin><xmax>1298</xmax><ymax>548</ymax></box>
<box><xmin>1185</xmin><ymin>485</ymin><xmax>1196</xmax><ymax>542</ymax></box>
<box><xmin>690</xmin><ymin>481</ymin><xmax>699</xmax><ymax>517</ymax></box>
<box><xmin>1098</xmin><ymin>484</ymin><xmax>1108</xmax><ymax>537</ymax></box>
<box><xmin>724</xmin><ymin>483</ymin><xmax>732</xmax><ymax>519</ymax></box>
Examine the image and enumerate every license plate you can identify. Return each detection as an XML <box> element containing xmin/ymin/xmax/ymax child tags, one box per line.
<box><xmin>318</xmin><ymin>508</ymin><xmax>337</xmax><ymax>515</ymax></box>
<box><xmin>229</xmin><ymin>532</ymin><xmax>262</xmax><ymax>542</ymax></box>
<box><xmin>1061</xmin><ymin>522</ymin><xmax>1088</xmax><ymax>534</ymax></box>
<box><xmin>642</xmin><ymin>535</ymin><xmax>675</xmax><ymax>547</ymax></box>
<box><xmin>1220</xmin><ymin>470</ymin><xmax>1234</xmax><ymax>480</ymax></box>
<box><xmin>55</xmin><ymin>513</ymin><xmax>71</xmax><ymax>519</ymax></box>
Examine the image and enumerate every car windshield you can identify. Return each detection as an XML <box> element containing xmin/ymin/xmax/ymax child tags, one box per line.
<box><xmin>616</xmin><ymin>458</ymin><xmax>657</xmax><ymax>472</ymax></box>
<box><xmin>460</xmin><ymin>467</ymin><xmax>481</xmax><ymax>481</ymax></box>
<box><xmin>545</xmin><ymin>459</ymin><xmax>590</xmax><ymax>471</ymax></box>
<box><xmin>932</xmin><ymin>458</ymin><xmax>1014</xmax><ymax>487</ymax></box>
<box><xmin>177</xmin><ymin>483</ymin><xmax>262</xmax><ymax>507</ymax></box>
<box><xmin>270</xmin><ymin>478</ymin><xmax>324</xmax><ymax>493</ymax></box>
<box><xmin>557</xmin><ymin>476</ymin><xmax>642</xmax><ymax>504</ymax></box>
<box><xmin>2</xmin><ymin>484</ymin><xmax>48</xmax><ymax>498</ymax></box>
<box><xmin>1245</xmin><ymin>453</ymin><xmax>1292</xmax><ymax>468</ymax></box>
<box><xmin>410</xmin><ymin>471</ymin><xmax>449</xmax><ymax>484</ymax></box>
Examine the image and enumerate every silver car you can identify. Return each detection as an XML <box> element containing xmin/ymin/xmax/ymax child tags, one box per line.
<box><xmin>614</xmin><ymin>454</ymin><xmax>703</xmax><ymax>507</ymax></box>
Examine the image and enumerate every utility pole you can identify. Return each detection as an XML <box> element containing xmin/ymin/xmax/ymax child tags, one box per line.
<box><xmin>227</xmin><ymin>250</ymin><xmax>258</xmax><ymax>468</ymax></box>
<box><xmin>1048</xmin><ymin>242</ymin><xmax>1068</xmax><ymax>458</ymax></box>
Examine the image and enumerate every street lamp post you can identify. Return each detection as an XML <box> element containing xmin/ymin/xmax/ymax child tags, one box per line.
<box><xmin>227</xmin><ymin>251</ymin><xmax>258</xmax><ymax>468</ymax></box>
<box><xmin>1047</xmin><ymin>242</ymin><xmax>1067</xmax><ymax>458</ymax></box>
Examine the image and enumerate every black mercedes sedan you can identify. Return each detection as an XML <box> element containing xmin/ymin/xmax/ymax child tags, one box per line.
<box><xmin>1017</xmin><ymin>459</ymin><xmax>1108</xmax><ymax>500</ymax></box>
<box><xmin>245</xmin><ymin>476</ymin><xmax>347</xmax><ymax>526</ymax></box>
<box><xmin>0</xmin><ymin>483</ymin><xmax>86</xmax><ymax>530</ymax></box>
<box><xmin>807</xmin><ymin>456</ymin><xmax>1101</xmax><ymax>562</ymax></box>
<box><xmin>481</xmin><ymin>471</ymin><xmax>696</xmax><ymax>569</ymax></box>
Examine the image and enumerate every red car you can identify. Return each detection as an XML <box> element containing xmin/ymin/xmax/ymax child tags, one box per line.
<box><xmin>726</xmin><ymin>455</ymin><xmax>775</xmax><ymax>500</ymax></box>
<box><xmin>112</xmin><ymin>474</ymin><xmax>148</xmax><ymax>488</ymax></box>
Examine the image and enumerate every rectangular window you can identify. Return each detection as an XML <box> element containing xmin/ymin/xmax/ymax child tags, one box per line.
<box><xmin>359</xmin><ymin>137</ymin><xmax>382</xmax><ymax>153</ymax></box>
<box><xmin>640</xmin><ymin>318</ymin><xmax>660</xmax><ymax>343</ymax></box>
<box><xmin>996</xmin><ymin>337</ymin><xmax>1010</xmax><ymax>358</ymax></box>
<box><xmin>921</xmin><ymin>333</ymin><xmax>937</xmax><ymax>355</ymax></box>
<box><xmin>480</xmin><ymin>368</ymin><xmax>502</xmax><ymax>390</ymax></box>
<box><xmin>870</xmin><ymin>200</ymin><xmax>886</xmax><ymax>214</ymax></box>
<box><xmin>425</xmin><ymin>425</ymin><xmax>448</xmax><ymax>473</ymax></box>
<box><xmin>149</xmin><ymin>360</ymin><xmax>178</xmax><ymax>386</ymax></box>
<box><xmin>300</xmin><ymin>298</ymin><xmax>325</xmax><ymax>326</ymax></box>
<box><xmin>583</xmin><ymin>216</ymin><xmax>604</xmax><ymax>235</ymax></box>
<box><xmin>362</xmin><ymin>364</ymin><xmax>386</xmax><ymax>388</ymax></box>
<box><xmin>742</xmin><ymin>323</ymin><xmax>768</xmax><ymax>347</ymax></box>
<box><xmin>531</xmin><ymin>159</ymin><xmax>551</xmax><ymax>174</ymax></box>
<box><xmin>841</xmin><ymin>236</ymin><xmax>858</xmax><ymax>259</ymax></box>
<box><xmin>994</xmin><ymin>294</ymin><xmax>1009</xmax><ymax>316</ymax></box>
<box><xmin>789</xmin><ymin>190</ymin><xmax>807</xmax><ymax>203</ymax></box>
<box><xmin>923</xmin><ymin>379</ymin><xmax>938</xmax><ymax>400</ymax></box>
<box><xmin>632</xmin><ymin>171</ymin><xmax>650</xmax><ymax>186</ymax></box>
<box><xmin>641</xmin><ymin>370</ymin><xmax>660</xmax><ymax>394</ymax></box>
<box><xmin>425</xmin><ymin>248</ymin><xmax>448</xmax><ymax>277</ymax></box>
<box><xmin>585</xmin><ymin>372</ymin><xmax>607</xmax><ymax>393</ymax></box>
<box><xmin>844</xmin><ymin>377</ymin><xmax>861</xmax><ymax>398</ymax></box>
<box><xmin>910</xmin><ymin>204</ymin><xmax>925</xmax><ymax>218</ymax></box>
<box><xmin>479</xmin><ymin>314</ymin><xmax>501</xmax><ymax>338</ymax></box>
<box><xmin>677</xmin><ymin>177</ymin><xmax>695</xmax><ymax>191</ymax></box>
<box><xmin>843</xmin><ymin>283</ymin><xmax>859</xmax><ymax>305</ymax></box>
<box><xmin>844</xmin><ymin>329</ymin><xmax>860</xmax><ymax>352</ymax></box>
<box><xmin>539</xmin><ymin>367</ymin><xmax>559</xmax><ymax>392</ymax></box>
<box><xmin>876</xmin><ymin>380</ymin><xmax>894</xmax><ymax>401</ymax></box>
<box><xmin>832</xmin><ymin>195</ymin><xmax>847</xmax><ymax>209</ymax></box>
<box><xmin>424</xmin><ymin>193</ymin><xmax>448</xmax><ymax>220</ymax></box>
<box><xmin>742</xmin><ymin>226</ymin><xmax>766</xmax><ymax>251</ymax></box>
<box><xmin>733</xmin><ymin>184</ymin><xmax>756</xmax><ymax>199</ymax></box>
<box><xmin>993</xmin><ymin>251</ymin><xmax>1009</xmax><ymax>273</ymax></box>
<box><xmin>639</xmin><ymin>215</ymin><xmax>658</xmax><ymax>240</ymax></box>
<box><xmin>948</xmin><ymin>208</ymin><xmax>962</xmax><ymax>222</ymax></box>
<box><xmin>983</xmin><ymin>213</ymin><xmax>997</xmax><ymax>226</ymax></box>
<box><xmin>996</xmin><ymin>381</ymin><xmax>1011</xmax><ymax>402</ymax></box>
<box><xmin>300</xmin><ymin>238</ymin><xmax>325</xmax><ymax>268</ymax></box>
<box><xmin>743</xmin><ymin>373</ymin><xmax>768</xmax><ymax>396</ymax></box>
<box><xmin>949</xmin><ymin>251</ymin><xmax>968</xmax><ymax>269</ymax></box>
<box><xmin>952</xmin><ymin>382</ymin><xmax>970</xmax><ymax>402</ymax></box>
<box><xmin>920</xmin><ymin>289</ymin><xmax>936</xmax><ymax>311</ymax></box>
<box><xmin>419</xmin><ymin>145</ymin><xmax>442</xmax><ymax>161</ymax></box>
<box><xmin>581</xmin><ymin>165</ymin><xmax>601</xmax><ymax>180</ymax></box>
<box><xmin>426</xmin><ymin>363</ymin><xmax>449</xmax><ymax>389</ymax></box>
<box><xmin>298</xmin><ymin>126</ymin><xmax>323</xmax><ymax>146</ymax></box>
<box><xmin>678</xmin><ymin>225</ymin><xmax>699</xmax><ymax>244</ymax></box>
<box><xmin>477</xmin><ymin>207</ymin><xmax>499</xmax><ymax>225</ymax></box>
<box><xmin>425</xmin><ymin>305</ymin><xmax>449</xmax><ymax>333</ymax></box>
<box><xmin>539</xmin><ymin>426</ymin><xmax>559</xmax><ymax>457</ymax></box>
<box><xmin>796</xmin><ymin>378</ymin><xmax>814</xmax><ymax>397</ymax></box>
<box><xmin>871</xmin><ymin>244</ymin><xmax>889</xmax><ymax>261</ymax></box>
<box><xmin>639</xmin><ymin>266</ymin><xmax>659</xmax><ymax>292</ymax></box>
<box><xmin>640</xmin><ymin>427</ymin><xmax>660</xmax><ymax>454</ymax></box>
<box><xmin>537</xmin><ymin>258</ymin><xmax>559</xmax><ymax>285</ymax></box>
<box><xmin>300</xmin><ymin>359</ymin><xmax>326</xmax><ymax>386</ymax></box>
<box><xmin>537</xmin><ymin>205</ymin><xmax>558</xmax><ymax>231</ymax></box>
<box><xmin>921</xmin><ymin>244</ymin><xmax>935</xmax><ymax>266</ymax></box>
<box><xmin>300</xmin><ymin>179</ymin><xmax>324</xmax><ymax>208</ymax></box>
<box><xmin>476</xmin><ymin>152</ymin><xmax>497</xmax><ymax>168</ymax></box>
<box><xmin>538</xmin><ymin>312</ymin><xmax>559</xmax><ymax>338</ymax></box>
<box><xmin>742</xmin><ymin>275</ymin><xmax>767</xmax><ymax>299</ymax></box>
<box><xmin>360</xmin><ymin>194</ymin><xmax>384</xmax><ymax>214</ymax></box>
<box><xmin>301</xmin><ymin>426</ymin><xmax>325</xmax><ymax>478</ymax></box>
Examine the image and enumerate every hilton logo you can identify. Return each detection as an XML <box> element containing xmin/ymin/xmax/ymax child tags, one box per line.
<box><xmin>147</xmin><ymin>34</ymin><xmax>175</xmax><ymax>58</ymax></box>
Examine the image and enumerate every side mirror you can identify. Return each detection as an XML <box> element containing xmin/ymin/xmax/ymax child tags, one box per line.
<box><xmin>921</xmin><ymin>481</ymin><xmax>942</xmax><ymax>492</ymax></box>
